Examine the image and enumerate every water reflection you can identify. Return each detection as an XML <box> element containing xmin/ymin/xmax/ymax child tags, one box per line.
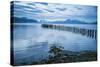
<box><xmin>12</xmin><ymin>23</ymin><xmax>97</xmax><ymax>65</ymax></box>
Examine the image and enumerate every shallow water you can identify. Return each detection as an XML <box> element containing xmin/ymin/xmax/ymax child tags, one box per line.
<box><xmin>12</xmin><ymin>23</ymin><xmax>97</xmax><ymax>65</ymax></box>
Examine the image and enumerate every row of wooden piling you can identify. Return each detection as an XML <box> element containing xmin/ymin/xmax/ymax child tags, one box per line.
<box><xmin>41</xmin><ymin>24</ymin><xmax>97</xmax><ymax>39</ymax></box>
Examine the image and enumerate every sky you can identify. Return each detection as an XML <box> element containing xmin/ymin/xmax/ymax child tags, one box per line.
<box><xmin>12</xmin><ymin>1</ymin><xmax>97</xmax><ymax>23</ymax></box>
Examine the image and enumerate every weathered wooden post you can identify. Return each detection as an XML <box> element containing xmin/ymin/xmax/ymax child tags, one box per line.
<box><xmin>95</xmin><ymin>30</ymin><xmax>97</xmax><ymax>39</ymax></box>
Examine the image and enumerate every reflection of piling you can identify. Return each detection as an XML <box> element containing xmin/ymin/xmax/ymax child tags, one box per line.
<box><xmin>41</xmin><ymin>24</ymin><xmax>97</xmax><ymax>39</ymax></box>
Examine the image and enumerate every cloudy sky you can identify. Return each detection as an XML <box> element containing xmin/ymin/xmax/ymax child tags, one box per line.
<box><xmin>12</xmin><ymin>1</ymin><xmax>97</xmax><ymax>23</ymax></box>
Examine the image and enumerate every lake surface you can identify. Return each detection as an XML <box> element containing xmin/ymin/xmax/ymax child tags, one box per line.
<box><xmin>12</xmin><ymin>23</ymin><xmax>97</xmax><ymax>65</ymax></box>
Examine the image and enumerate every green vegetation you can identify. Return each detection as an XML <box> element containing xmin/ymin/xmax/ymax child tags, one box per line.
<box><xmin>18</xmin><ymin>43</ymin><xmax>97</xmax><ymax>65</ymax></box>
<box><xmin>39</xmin><ymin>43</ymin><xmax>97</xmax><ymax>64</ymax></box>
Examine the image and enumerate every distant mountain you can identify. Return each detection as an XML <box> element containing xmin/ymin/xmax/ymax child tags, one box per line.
<box><xmin>64</xmin><ymin>19</ymin><xmax>97</xmax><ymax>24</ymax></box>
<box><xmin>11</xmin><ymin>17</ymin><xmax>97</xmax><ymax>24</ymax></box>
<box><xmin>64</xmin><ymin>19</ymin><xmax>85</xmax><ymax>24</ymax></box>
<box><xmin>11</xmin><ymin>17</ymin><xmax>38</xmax><ymax>23</ymax></box>
<box><xmin>45</xmin><ymin>19</ymin><xmax>97</xmax><ymax>24</ymax></box>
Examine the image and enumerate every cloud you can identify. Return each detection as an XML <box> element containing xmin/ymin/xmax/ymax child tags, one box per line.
<box><xmin>74</xmin><ymin>6</ymin><xmax>83</xmax><ymax>10</ymax></box>
<box><xmin>44</xmin><ymin>9</ymin><xmax>55</xmax><ymax>12</ymax></box>
<box><xmin>56</xmin><ymin>8</ymin><xmax>67</xmax><ymax>11</ymax></box>
<box><xmin>39</xmin><ymin>2</ymin><xmax>48</xmax><ymax>5</ymax></box>
<box><xmin>12</xmin><ymin>1</ymin><xmax>97</xmax><ymax>23</ymax></box>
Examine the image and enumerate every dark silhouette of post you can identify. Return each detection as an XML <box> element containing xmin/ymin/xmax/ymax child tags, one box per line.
<box><xmin>41</xmin><ymin>24</ymin><xmax>96</xmax><ymax>39</ymax></box>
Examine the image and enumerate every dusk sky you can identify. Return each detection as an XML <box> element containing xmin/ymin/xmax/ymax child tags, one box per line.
<box><xmin>12</xmin><ymin>1</ymin><xmax>97</xmax><ymax>23</ymax></box>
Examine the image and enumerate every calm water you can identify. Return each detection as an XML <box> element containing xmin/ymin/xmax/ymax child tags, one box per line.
<box><xmin>12</xmin><ymin>23</ymin><xmax>97</xmax><ymax>65</ymax></box>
